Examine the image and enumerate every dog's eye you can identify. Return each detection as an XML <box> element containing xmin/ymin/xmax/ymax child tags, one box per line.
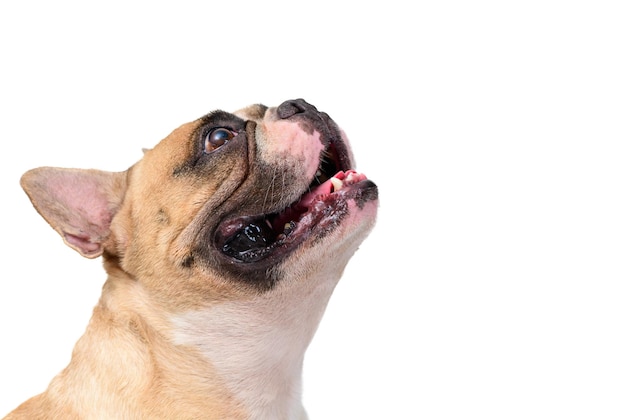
<box><xmin>205</xmin><ymin>128</ymin><xmax>236</xmax><ymax>153</ymax></box>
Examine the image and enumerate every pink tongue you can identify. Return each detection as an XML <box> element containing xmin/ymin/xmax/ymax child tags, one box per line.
<box><xmin>300</xmin><ymin>180</ymin><xmax>331</xmax><ymax>207</ymax></box>
<box><xmin>299</xmin><ymin>170</ymin><xmax>347</xmax><ymax>208</ymax></box>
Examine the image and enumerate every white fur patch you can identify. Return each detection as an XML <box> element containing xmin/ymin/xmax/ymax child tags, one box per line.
<box><xmin>170</xmin><ymin>273</ymin><xmax>337</xmax><ymax>420</ymax></box>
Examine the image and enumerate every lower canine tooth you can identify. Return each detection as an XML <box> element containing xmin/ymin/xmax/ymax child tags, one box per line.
<box><xmin>330</xmin><ymin>177</ymin><xmax>343</xmax><ymax>192</ymax></box>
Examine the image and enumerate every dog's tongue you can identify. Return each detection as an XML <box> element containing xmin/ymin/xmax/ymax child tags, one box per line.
<box><xmin>299</xmin><ymin>170</ymin><xmax>357</xmax><ymax>209</ymax></box>
<box><xmin>298</xmin><ymin>179</ymin><xmax>333</xmax><ymax>208</ymax></box>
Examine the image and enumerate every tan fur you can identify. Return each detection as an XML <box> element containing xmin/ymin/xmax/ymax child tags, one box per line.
<box><xmin>5</xmin><ymin>100</ymin><xmax>377</xmax><ymax>419</ymax></box>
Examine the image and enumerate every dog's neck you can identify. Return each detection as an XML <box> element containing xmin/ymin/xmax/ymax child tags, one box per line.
<box><xmin>81</xmin><ymin>264</ymin><xmax>339</xmax><ymax>419</ymax></box>
<box><xmin>169</xmin><ymin>268</ymin><xmax>338</xmax><ymax>420</ymax></box>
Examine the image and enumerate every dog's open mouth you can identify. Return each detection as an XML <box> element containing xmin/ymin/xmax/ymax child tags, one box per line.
<box><xmin>214</xmin><ymin>145</ymin><xmax>377</xmax><ymax>264</ymax></box>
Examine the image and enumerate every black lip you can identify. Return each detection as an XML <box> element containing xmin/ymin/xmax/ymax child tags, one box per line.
<box><xmin>214</xmin><ymin>175</ymin><xmax>377</xmax><ymax>266</ymax></box>
<box><xmin>214</xmin><ymin>181</ymin><xmax>377</xmax><ymax>265</ymax></box>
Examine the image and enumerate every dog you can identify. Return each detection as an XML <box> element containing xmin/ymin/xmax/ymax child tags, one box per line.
<box><xmin>4</xmin><ymin>99</ymin><xmax>378</xmax><ymax>419</ymax></box>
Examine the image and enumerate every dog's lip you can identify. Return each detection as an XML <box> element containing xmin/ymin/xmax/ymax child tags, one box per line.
<box><xmin>214</xmin><ymin>170</ymin><xmax>376</xmax><ymax>264</ymax></box>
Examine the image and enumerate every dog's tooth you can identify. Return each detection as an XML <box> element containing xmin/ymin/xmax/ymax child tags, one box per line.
<box><xmin>330</xmin><ymin>177</ymin><xmax>343</xmax><ymax>192</ymax></box>
<box><xmin>284</xmin><ymin>221</ymin><xmax>296</xmax><ymax>235</ymax></box>
<box><xmin>316</xmin><ymin>169</ymin><xmax>322</xmax><ymax>177</ymax></box>
<box><xmin>345</xmin><ymin>170</ymin><xmax>363</xmax><ymax>184</ymax></box>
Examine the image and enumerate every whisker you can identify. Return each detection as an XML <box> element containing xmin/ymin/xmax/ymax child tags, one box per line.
<box><xmin>280</xmin><ymin>168</ymin><xmax>286</xmax><ymax>207</ymax></box>
<box><xmin>262</xmin><ymin>166</ymin><xmax>278</xmax><ymax>213</ymax></box>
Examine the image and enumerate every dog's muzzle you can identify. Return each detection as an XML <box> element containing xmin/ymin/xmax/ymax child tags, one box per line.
<box><xmin>214</xmin><ymin>99</ymin><xmax>378</xmax><ymax>267</ymax></box>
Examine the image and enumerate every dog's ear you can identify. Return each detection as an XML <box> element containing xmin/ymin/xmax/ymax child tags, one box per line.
<box><xmin>20</xmin><ymin>167</ymin><xmax>127</xmax><ymax>259</ymax></box>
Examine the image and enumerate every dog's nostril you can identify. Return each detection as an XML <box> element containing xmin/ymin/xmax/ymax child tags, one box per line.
<box><xmin>276</xmin><ymin>99</ymin><xmax>315</xmax><ymax>119</ymax></box>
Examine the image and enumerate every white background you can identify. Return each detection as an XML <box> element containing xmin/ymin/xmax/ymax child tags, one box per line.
<box><xmin>1</xmin><ymin>1</ymin><xmax>625</xmax><ymax>419</ymax></box>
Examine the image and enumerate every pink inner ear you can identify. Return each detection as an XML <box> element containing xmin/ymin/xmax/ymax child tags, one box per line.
<box><xmin>22</xmin><ymin>166</ymin><xmax>125</xmax><ymax>258</ymax></box>
<box><xmin>48</xmin><ymin>173</ymin><xmax>114</xmax><ymax>239</ymax></box>
<box><xmin>22</xmin><ymin>168</ymin><xmax>123</xmax><ymax>258</ymax></box>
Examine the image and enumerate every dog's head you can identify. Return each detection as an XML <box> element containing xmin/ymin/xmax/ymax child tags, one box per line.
<box><xmin>21</xmin><ymin>99</ymin><xmax>378</xmax><ymax>307</ymax></box>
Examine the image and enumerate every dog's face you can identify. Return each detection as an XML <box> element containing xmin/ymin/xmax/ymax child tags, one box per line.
<box><xmin>22</xmin><ymin>99</ymin><xmax>378</xmax><ymax>310</ymax></box>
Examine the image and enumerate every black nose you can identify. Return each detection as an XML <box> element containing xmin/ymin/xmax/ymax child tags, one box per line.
<box><xmin>276</xmin><ymin>98</ymin><xmax>318</xmax><ymax>119</ymax></box>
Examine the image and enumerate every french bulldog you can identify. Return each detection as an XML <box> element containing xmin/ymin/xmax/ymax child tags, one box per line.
<box><xmin>4</xmin><ymin>99</ymin><xmax>378</xmax><ymax>419</ymax></box>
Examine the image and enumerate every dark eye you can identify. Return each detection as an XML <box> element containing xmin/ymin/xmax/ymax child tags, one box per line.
<box><xmin>205</xmin><ymin>128</ymin><xmax>236</xmax><ymax>153</ymax></box>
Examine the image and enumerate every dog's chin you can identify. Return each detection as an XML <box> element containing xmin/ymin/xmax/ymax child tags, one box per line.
<box><xmin>214</xmin><ymin>172</ymin><xmax>377</xmax><ymax>265</ymax></box>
